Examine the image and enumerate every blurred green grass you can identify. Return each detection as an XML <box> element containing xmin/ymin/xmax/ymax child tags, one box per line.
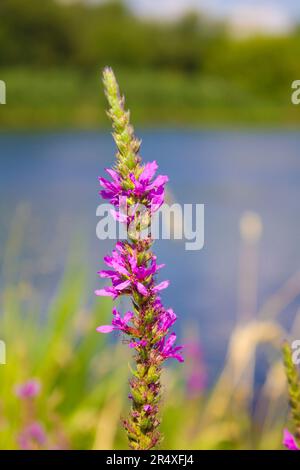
<box><xmin>0</xmin><ymin>67</ymin><xmax>299</xmax><ymax>130</ymax></box>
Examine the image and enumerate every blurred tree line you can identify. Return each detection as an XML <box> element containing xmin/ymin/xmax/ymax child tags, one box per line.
<box><xmin>1</xmin><ymin>0</ymin><xmax>300</xmax><ymax>128</ymax></box>
<box><xmin>0</xmin><ymin>0</ymin><xmax>224</xmax><ymax>71</ymax></box>
<box><xmin>1</xmin><ymin>0</ymin><xmax>300</xmax><ymax>95</ymax></box>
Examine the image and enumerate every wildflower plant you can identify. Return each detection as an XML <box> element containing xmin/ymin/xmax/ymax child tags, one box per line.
<box><xmin>282</xmin><ymin>342</ymin><xmax>300</xmax><ymax>450</ymax></box>
<box><xmin>95</xmin><ymin>68</ymin><xmax>183</xmax><ymax>450</ymax></box>
<box><xmin>15</xmin><ymin>379</ymin><xmax>46</xmax><ymax>450</ymax></box>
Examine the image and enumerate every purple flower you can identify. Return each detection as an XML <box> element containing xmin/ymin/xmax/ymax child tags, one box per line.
<box><xmin>158</xmin><ymin>308</ymin><xmax>177</xmax><ymax>333</ymax></box>
<box><xmin>15</xmin><ymin>379</ymin><xmax>41</xmax><ymax>399</ymax></box>
<box><xmin>97</xmin><ymin>308</ymin><xmax>134</xmax><ymax>334</ymax></box>
<box><xmin>18</xmin><ymin>422</ymin><xmax>46</xmax><ymax>450</ymax></box>
<box><xmin>128</xmin><ymin>163</ymin><xmax>168</xmax><ymax>213</ymax></box>
<box><xmin>143</xmin><ymin>405</ymin><xmax>153</xmax><ymax>413</ymax></box>
<box><xmin>99</xmin><ymin>160</ymin><xmax>168</xmax><ymax>215</ymax></box>
<box><xmin>95</xmin><ymin>242</ymin><xmax>167</xmax><ymax>300</ymax></box>
<box><xmin>157</xmin><ymin>333</ymin><xmax>184</xmax><ymax>363</ymax></box>
<box><xmin>283</xmin><ymin>429</ymin><xmax>299</xmax><ymax>450</ymax></box>
<box><xmin>98</xmin><ymin>169</ymin><xmax>123</xmax><ymax>206</ymax></box>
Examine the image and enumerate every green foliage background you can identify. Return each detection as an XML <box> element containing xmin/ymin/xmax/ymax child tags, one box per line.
<box><xmin>0</xmin><ymin>0</ymin><xmax>300</xmax><ymax>128</ymax></box>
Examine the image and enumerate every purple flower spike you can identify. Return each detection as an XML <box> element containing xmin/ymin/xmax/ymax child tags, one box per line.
<box><xmin>283</xmin><ymin>429</ymin><xmax>300</xmax><ymax>450</ymax></box>
<box><xmin>96</xmin><ymin>67</ymin><xmax>183</xmax><ymax>450</ymax></box>
<box><xmin>15</xmin><ymin>379</ymin><xmax>41</xmax><ymax>399</ymax></box>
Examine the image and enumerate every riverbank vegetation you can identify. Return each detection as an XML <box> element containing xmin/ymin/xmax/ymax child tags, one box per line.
<box><xmin>0</xmin><ymin>0</ymin><xmax>300</xmax><ymax>129</ymax></box>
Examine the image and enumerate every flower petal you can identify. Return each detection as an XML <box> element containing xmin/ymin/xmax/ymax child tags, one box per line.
<box><xmin>153</xmin><ymin>280</ymin><xmax>169</xmax><ymax>292</ymax></box>
<box><xmin>106</xmin><ymin>168</ymin><xmax>120</xmax><ymax>182</ymax></box>
<box><xmin>98</xmin><ymin>270</ymin><xmax>118</xmax><ymax>279</ymax></box>
<box><xmin>111</xmin><ymin>209</ymin><xmax>128</xmax><ymax>223</ymax></box>
<box><xmin>95</xmin><ymin>287</ymin><xmax>116</xmax><ymax>297</ymax></box>
<box><xmin>137</xmin><ymin>282</ymin><xmax>148</xmax><ymax>296</ymax></box>
<box><xmin>165</xmin><ymin>332</ymin><xmax>177</xmax><ymax>350</ymax></box>
<box><xmin>123</xmin><ymin>311</ymin><xmax>134</xmax><ymax>323</ymax></box>
<box><xmin>140</xmin><ymin>161</ymin><xmax>158</xmax><ymax>182</ymax></box>
<box><xmin>283</xmin><ymin>429</ymin><xmax>300</xmax><ymax>450</ymax></box>
<box><xmin>98</xmin><ymin>177</ymin><xmax>117</xmax><ymax>191</ymax></box>
<box><xmin>96</xmin><ymin>325</ymin><xmax>115</xmax><ymax>333</ymax></box>
<box><xmin>172</xmin><ymin>353</ymin><xmax>185</xmax><ymax>363</ymax></box>
<box><xmin>148</xmin><ymin>175</ymin><xmax>168</xmax><ymax>190</ymax></box>
<box><xmin>115</xmin><ymin>280</ymin><xmax>131</xmax><ymax>291</ymax></box>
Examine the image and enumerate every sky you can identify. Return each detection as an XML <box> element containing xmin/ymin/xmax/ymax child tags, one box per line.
<box><xmin>126</xmin><ymin>0</ymin><xmax>300</xmax><ymax>34</ymax></box>
<box><xmin>71</xmin><ymin>1</ymin><xmax>300</xmax><ymax>34</ymax></box>
<box><xmin>128</xmin><ymin>0</ymin><xmax>300</xmax><ymax>19</ymax></box>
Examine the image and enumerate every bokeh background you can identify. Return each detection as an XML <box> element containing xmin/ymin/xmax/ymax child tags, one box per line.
<box><xmin>0</xmin><ymin>0</ymin><xmax>300</xmax><ymax>450</ymax></box>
